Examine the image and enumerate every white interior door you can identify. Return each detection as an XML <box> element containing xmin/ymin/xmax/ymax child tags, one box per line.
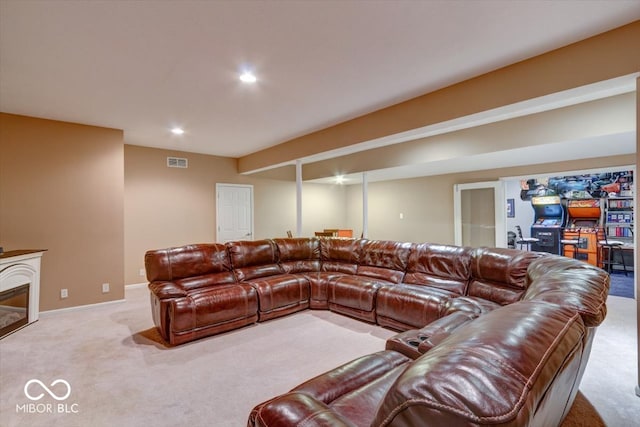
<box><xmin>216</xmin><ymin>184</ymin><xmax>253</xmax><ymax>242</ymax></box>
<box><xmin>454</xmin><ymin>181</ymin><xmax>506</xmax><ymax>248</ymax></box>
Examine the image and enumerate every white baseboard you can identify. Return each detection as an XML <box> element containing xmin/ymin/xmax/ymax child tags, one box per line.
<box><xmin>40</xmin><ymin>298</ymin><xmax>125</xmax><ymax>316</ymax></box>
<box><xmin>40</xmin><ymin>284</ymin><xmax>147</xmax><ymax>316</ymax></box>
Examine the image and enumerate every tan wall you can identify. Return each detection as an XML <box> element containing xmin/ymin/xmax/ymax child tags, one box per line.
<box><xmin>124</xmin><ymin>145</ymin><xmax>238</xmax><ymax>283</ymax></box>
<box><xmin>301</xmin><ymin>183</ymin><xmax>349</xmax><ymax>236</ymax></box>
<box><xmin>347</xmin><ymin>154</ymin><xmax>635</xmax><ymax>245</ymax></box>
<box><xmin>347</xmin><ymin>175</ymin><xmax>460</xmax><ymax>244</ymax></box>
<box><xmin>124</xmin><ymin>145</ymin><xmax>348</xmax><ymax>284</ymax></box>
<box><xmin>0</xmin><ymin>113</ymin><xmax>124</xmax><ymax>311</ymax></box>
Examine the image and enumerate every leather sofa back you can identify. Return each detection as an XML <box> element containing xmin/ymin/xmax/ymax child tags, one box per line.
<box><xmin>320</xmin><ymin>238</ymin><xmax>362</xmax><ymax>274</ymax></box>
<box><xmin>524</xmin><ymin>255</ymin><xmax>609</xmax><ymax>327</ymax></box>
<box><xmin>227</xmin><ymin>239</ymin><xmax>283</xmax><ymax>282</ymax></box>
<box><xmin>373</xmin><ymin>300</ymin><xmax>586</xmax><ymax>426</ymax></box>
<box><xmin>468</xmin><ymin>247</ymin><xmax>543</xmax><ymax>305</ymax></box>
<box><xmin>357</xmin><ymin>240</ymin><xmax>412</xmax><ymax>283</ymax></box>
<box><xmin>273</xmin><ymin>238</ymin><xmax>320</xmax><ymax>274</ymax></box>
<box><xmin>147</xmin><ymin>239</ymin><xmax>605</xmax><ymax>318</ymax></box>
<box><xmin>404</xmin><ymin>243</ymin><xmax>472</xmax><ymax>295</ymax></box>
<box><xmin>145</xmin><ymin>243</ymin><xmax>234</xmax><ymax>283</ymax></box>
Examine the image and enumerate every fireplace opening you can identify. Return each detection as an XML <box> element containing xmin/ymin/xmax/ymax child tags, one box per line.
<box><xmin>0</xmin><ymin>283</ymin><xmax>29</xmax><ymax>339</ymax></box>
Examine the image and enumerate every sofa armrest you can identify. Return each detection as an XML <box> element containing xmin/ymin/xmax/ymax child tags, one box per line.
<box><xmin>250</xmin><ymin>392</ymin><xmax>355</xmax><ymax>427</ymax></box>
<box><xmin>417</xmin><ymin>310</ymin><xmax>478</xmax><ymax>352</ymax></box>
<box><xmin>148</xmin><ymin>281</ymin><xmax>187</xmax><ymax>299</ymax></box>
<box><xmin>386</xmin><ymin>311</ymin><xmax>479</xmax><ymax>358</ymax></box>
<box><xmin>292</xmin><ymin>350</ymin><xmax>410</xmax><ymax>404</ymax></box>
<box><xmin>374</xmin><ymin>301</ymin><xmax>586</xmax><ymax>427</ymax></box>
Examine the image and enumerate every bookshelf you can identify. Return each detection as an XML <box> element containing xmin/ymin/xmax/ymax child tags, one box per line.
<box><xmin>604</xmin><ymin>197</ymin><xmax>634</xmax><ymax>243</ymax></box>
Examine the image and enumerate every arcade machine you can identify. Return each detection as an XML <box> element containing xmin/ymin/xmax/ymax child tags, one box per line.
<box><xmin>530</xmin><ymin>195</ymin><xmax>566</xmax><ymax>254</ymax></box>
<box><xmin>563</xmin><ymin>199</ymin><xmax>603</xmax><ymax>266</ymax></box>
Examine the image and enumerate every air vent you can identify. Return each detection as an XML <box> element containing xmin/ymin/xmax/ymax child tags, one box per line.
<box><xmin>167</xmin><ymin>157</ymin><xmax>188</xmax><ymax>168</ymax></box>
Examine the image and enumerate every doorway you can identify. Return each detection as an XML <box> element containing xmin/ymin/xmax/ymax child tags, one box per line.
<box><xmin>216</xmin><ymin>184</ymin><xmax>254</xmax><ymax>242</ymax></box>
<box><xmin>504</xmin><ymin>166</ymin><xmax>636</xmax><ymax>299</ymax></box>
<box><xmin>453</xmin><ymin>181</ymin><xmax>506</xmax><ymax>248</ymax></box>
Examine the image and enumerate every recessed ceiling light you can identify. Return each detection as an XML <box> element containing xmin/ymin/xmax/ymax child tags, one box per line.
<box><xmin>239</xmin><ymin>71</ymin><xmax>257</xmax><ymax>84</ymax></box>
<box><xmin>335</xmin><ymin>175</ymin><xmax>345</xmax><ymax>184</ymax></box>
<box><xmin>171</xmin><ymin>127</ymin><xmax>185</xmax><ymax>135</ymax></box>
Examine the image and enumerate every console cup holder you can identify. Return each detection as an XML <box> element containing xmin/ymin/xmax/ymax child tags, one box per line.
<box><xmin>408</xmin><ymin>339</ymin><xmax>421</xmax><ymax>347</ymax></box>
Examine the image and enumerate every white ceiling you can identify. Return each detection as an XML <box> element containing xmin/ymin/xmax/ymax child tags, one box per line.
<box><xmin>1</xmin><ymin>0</ymin><xmax>639</xmax><ymax>165</ymax></box>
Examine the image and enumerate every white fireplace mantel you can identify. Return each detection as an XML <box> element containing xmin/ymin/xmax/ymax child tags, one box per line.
<box><xmin>0</xmin><ymin>250</ymin><xmax>46</xmax><ymax>324</ymax></box>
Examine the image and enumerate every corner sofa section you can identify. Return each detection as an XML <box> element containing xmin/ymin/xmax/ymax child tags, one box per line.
<box><xmin>145</xmin><ymin>238</ymin><xmax>605</xmax><ymax>348</ymax></box>
<box><xmin>145</xmin><ymin>237</ymin><xmax>609</xmax><ymax>426</ymax></box>
<box><xmin>145</xmin><ymin>243</ymin><xmax>258</xmax><ymax>346</ymax></box>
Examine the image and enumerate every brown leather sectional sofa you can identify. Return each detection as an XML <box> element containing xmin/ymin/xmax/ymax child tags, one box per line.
<box><xmin>145</xmin><ymin>237</ymin><xmax>609</xmax><ymax>426</ymax></box>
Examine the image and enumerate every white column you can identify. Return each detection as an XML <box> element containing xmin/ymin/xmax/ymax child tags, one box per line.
<box><xmin>362</xmin><ymin>172</ymin><xmax>368</xmax><ymax>238</ymax></box>
<box><xmin>635</xmin><ymin>76</ymin><xmax>639</xmax><ymax>398</ymax></box>
<box><xmin>296</xmin><ymin>160</ymin><xmax>302</xmax><ymax>237</ymax></box>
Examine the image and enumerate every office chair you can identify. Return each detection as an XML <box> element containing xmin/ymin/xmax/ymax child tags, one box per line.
<box><xmin>515</xmin><ymin>225</ymin><xmax>539</xmax><ymax>251</ymax></box>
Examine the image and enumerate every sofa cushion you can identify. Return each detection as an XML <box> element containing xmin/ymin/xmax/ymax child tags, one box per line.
<box><xmin>320</xmin><ymin>238</ymin><xmax>362</xmax><ymax>274</ymax></box>
<box><xmin>403</xmin><ymin>243</ymin><xmax>472</xmax><ymax>295</ymax></box>
<box><xmin>467</xmin><ymin>247</ymin><xmax>543</xmax><ymax>305</ymax></box>
<box><xmin>328</xmin><ymin>275</ymin><xmax>390</xmax><ymax>316</ymax></box>
<box><xmin>245</xmin><ymin>274</ymin><xmax>310</xmax><ymax>321</ymax></box>
<box><xmin>302</xmin><ymin>271</ymin><xmax>349</xmax><ymax>309</ymax></box>
<box><xmin>227</xmin><ymin>239</ymin><xmax>284</xmax><ymax>281</ymax></box>
<box><xmin>375</xmin><ymin>284</ymin><xmax>456</xmax><ymax>331</ymax></box>
<box><xmin>273</xmin><ymin>237</ymin><xmax>321</xmax><ymax>274</ymax></box>
<box><xmin>373</xmin><ymin>301</ymin><xmax>586</xmax><ymax>427</ymax></box>
<box><xmin>356</xmin><ymin>240</ymin><xmax>412</xmax><ymax>283</ymax></box>
<box><xmin>170</xmin><ymin>284</ymin><xmax>258</xmax><ymax>332</ymax></box>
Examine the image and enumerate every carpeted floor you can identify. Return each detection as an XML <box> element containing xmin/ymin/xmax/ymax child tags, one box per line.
<box><xmin>609</xmin><ymin>270</ymin><xmax>636</xmax><ymax>298</ymax></box>
<box><xmin>0</xmin><ymin>286</ymin><xmax>638</xmax><ymax>426</ymax></box>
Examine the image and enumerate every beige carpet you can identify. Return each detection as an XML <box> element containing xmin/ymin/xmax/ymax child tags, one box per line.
<box><xmin>0</xmin><ymin>286</ymin><xmax>637</xmax><ymax>426</ymax></box>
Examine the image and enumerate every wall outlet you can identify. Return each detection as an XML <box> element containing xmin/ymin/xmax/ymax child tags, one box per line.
<box><xmin>60</xmin><ymin>289</ymin><xmax>68</xmax><ymax>299</ymax></box>
<box><xmin>102</xmin><ymin>283</ymin><xmax>110</xmax><ymax>293</ymax></box>
<box><xmin>139</xmin><ymin>268</ymin><xmax>146</xmax><ymax>277</ymax></box>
